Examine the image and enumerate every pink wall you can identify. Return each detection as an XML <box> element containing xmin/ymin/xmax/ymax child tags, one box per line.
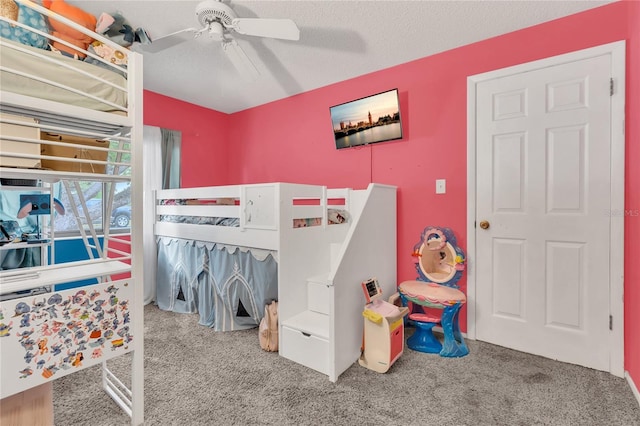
<box><xmin>143</xmin><ymin>91</ymin><xmax>231</xmax><ymax>187</ymax></box>
<box><xmin>228</xmin><ymin>1</ymin><xmax>639</xmax><ymax>379</ymax></box>
<box><xmin>624</xmin><ymin>0</ymin><xmax>640</xmax><ymax>387</ymax></box>
<box><xmin>144</xmin><ymin>1</ymin><xmax>639</xmax><ymax>382</ymax></box>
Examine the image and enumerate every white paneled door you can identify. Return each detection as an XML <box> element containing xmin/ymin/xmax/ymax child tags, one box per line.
<box><xmin>474</xmin><ymin>51</ymin><xmax>617</xmax><ymax>371</ymax></box>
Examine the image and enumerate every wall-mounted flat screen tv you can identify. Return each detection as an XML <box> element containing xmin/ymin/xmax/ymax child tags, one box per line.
<box><xmin>330</xmin><ymin>88</ymin><xmax>403</xmax><ymax>150</ymax></box>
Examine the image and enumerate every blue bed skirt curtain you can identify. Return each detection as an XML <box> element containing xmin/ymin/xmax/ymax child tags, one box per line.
<box><xmin>156</xmin><ymin>237</ymin><xmax>277</xmax><ymax>331</ymax></box>
<box><xmin>0</xmin><ymin>247</ymin><xmax>41</xmax><ymax>270</ymax></box>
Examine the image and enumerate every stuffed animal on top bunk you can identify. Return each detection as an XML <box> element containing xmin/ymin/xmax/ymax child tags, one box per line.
<box><xmin>292</xmin><ymin>209</ymin><xmax>350</xmax><ymax>228</ymax></box>
<box><xmin>0</xmin><ymin>0</ymin><xmax>49</xmax><ymax>49</ymax></box>
<box><xmin>90</xmin><ymin>12</ymin><xmax>132</xmax><ymax>66</ymax></box>
<box><xmin>328</xmin><ymin>208</ymin><xmax>349</xmax><ymax>224</ymax></box>
<box><xmin>0</xmin><ymin>0</ymin><xmax>18</xmax><ymax>22</ymax></box>
<box><xmin>41</xmin><ymin>0</ymin><xmax>96</xmax><ymax>58</ymax></box>
<box><xmin>84</xmin><ymin>11</ymin><xmax>150</xmax><ymax>73</ymax></box>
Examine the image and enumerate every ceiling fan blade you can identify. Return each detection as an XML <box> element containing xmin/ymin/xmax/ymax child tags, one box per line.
<box><xmin>138</xmin><ymin>28</ymin><xmax>198</xmax><ymax>53</ymax></box>
<box><xmin>231</xmin><ymin>18</ymin><xmax>300</xmax><ymax>41</ymax></box>
<box><xmin>221</xmin><ymin>39</ymin><xmax>259</xmax><ymax>81</ymax></box>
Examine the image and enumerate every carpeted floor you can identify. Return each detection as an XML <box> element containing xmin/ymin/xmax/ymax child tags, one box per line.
<box><xmin>53</xmin><ymin>304</ymin><xmax>640</xmax><ymax>425</ymax></box>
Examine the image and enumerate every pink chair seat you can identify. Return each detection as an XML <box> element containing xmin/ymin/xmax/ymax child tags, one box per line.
<box><xmin>409</xmin><ymin>313</ymin><xmax>441</xmax><ymax>323</ymax></box>
<box><xmin>399</xmin><ymin>280</ymin><xmax>466</xmax><ymax>308</ymax></box>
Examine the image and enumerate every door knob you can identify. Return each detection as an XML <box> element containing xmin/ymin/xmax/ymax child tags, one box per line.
<box><xmin>479</xmin><ymin>220</ymin><xmax>490</xmax><ymax>230</ymax></box>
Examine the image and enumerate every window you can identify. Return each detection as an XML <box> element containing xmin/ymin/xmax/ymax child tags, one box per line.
<box><xmin>53</xmin><ymin>181</ymin><xmax>131</xmax><ymax>235</ymax></box>
<box><xmin>53</xmin><ymin>141</ymin><xmax>131</xmax><ymax>235</ymax></box>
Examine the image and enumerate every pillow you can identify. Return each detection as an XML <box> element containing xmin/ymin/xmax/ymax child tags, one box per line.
<box><xmin>84</xmin><ymin>41</ymin><xmax>127</xmax><ymax>77</ymax></box>
<box><xmin>42</xmin><ymin>0</ymin><xmax>96</xmax><ymax>58</ymax></box>
<box><xmin>0</xmin><ymin>2</ymin><xmax>49</xmax><ymax>49</ymax></box>
<box><xmin>87</xmin><ymin>40</ymin><xmax>127</xmax><ymax>65</ymax></box>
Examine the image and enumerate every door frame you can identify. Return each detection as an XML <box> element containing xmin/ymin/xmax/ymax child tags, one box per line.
<box><xmin>466</xmin><ymin>41</ymin><xmax>626</xmax><ymax>377</ymax></box>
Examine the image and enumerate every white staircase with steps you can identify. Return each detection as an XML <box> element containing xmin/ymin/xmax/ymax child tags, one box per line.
<box><xmin>278</xmin><ymin>184</ymin><xmax>397</xmax><ymax>382</ymax></box>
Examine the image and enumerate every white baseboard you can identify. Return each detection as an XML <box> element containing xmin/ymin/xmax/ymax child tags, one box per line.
<box><xmin>626</xmin><ymin>371</ymin><xmax>640</xmax><ymax>407</ymax></box>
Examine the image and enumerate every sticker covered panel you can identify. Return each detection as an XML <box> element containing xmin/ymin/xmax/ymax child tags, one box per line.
<box><xmin>0</xmin><ymin>279</ymin><xmax>134</xmax><ymax>398</ymax></box>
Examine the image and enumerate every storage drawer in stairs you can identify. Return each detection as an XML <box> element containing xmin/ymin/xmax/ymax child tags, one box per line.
<box><xmin>281</xmin><ymin>325</ymin><xmax>329</xmax><ymax>375</ymax></box>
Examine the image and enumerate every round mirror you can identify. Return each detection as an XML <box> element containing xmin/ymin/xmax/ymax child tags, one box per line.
<box><xmin>413</xmin><ymin>227</ymin><xmax>465</xmax><ymax>286</ymax></box>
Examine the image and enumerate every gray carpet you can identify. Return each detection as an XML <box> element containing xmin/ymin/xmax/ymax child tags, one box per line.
<box><xmin>53</xmin><ymin>304</ymin><xmax>640</xmax><ymax>425</ymax></box>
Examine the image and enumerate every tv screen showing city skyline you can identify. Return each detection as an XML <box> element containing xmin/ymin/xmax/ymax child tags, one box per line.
<box><xmin>330</xmin><ymin>88</ymin><xmax>403</xmax><ymax>149</ymax></box>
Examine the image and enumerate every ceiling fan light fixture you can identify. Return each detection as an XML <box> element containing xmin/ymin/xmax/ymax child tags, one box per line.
<box><xmin>196</xmin><ymin>0</ymin><xmax>237</xmax><ymax>28</ymax></box>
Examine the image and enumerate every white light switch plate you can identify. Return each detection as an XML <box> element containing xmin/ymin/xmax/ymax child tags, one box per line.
<box><xmin>436</xmin><ymin>179</ymin><xmax>446</xmax><ymax>194</ymax></box>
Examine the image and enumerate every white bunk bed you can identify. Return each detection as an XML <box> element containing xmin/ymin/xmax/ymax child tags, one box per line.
<box><xmin>0</xmin><ymin>1</ymin><xmax>143</xmax><ymax>424</ymax></box>
<box><xmin>155</xmin><ymin>182</ymin><xmax>397</xmax><ymax>382</ymax></box>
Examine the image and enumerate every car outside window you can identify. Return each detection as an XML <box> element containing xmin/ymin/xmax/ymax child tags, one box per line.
<box><xmin>54</xmin><ymin>181</ymin><xmax>130</xmax><ymax>235</ymax></box>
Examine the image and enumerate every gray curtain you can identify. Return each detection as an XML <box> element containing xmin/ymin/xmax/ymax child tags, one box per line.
<box><xmin>143</xmin><ymin>126</ymin><xmax>162</xmax><ymax>305</ymax></box>
<box><xmin>155</xmin><ymin>238</ymin><xmax>278</xmax><ymax>331</ymax></box>
<box><xmin>160</xmin><ymin>128</ymin><xmax>181</xmax><ymax>190</ymax></box>
<box><xmin>0</xmin><ymin>247</ymin><xmax>41</xmax><ymax>270</ymax></box>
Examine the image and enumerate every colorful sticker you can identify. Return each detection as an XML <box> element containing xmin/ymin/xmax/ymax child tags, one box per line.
<box><xmin>0</xmin><ymin>281</ymin><xmax>133</xmax><ymax>388</ymax></box>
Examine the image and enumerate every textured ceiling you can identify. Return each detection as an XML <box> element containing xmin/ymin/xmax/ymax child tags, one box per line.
<box><xmin>70</xmin><ymin>0</ymin><xmax>612</xmax><ymax>114</ymax></box>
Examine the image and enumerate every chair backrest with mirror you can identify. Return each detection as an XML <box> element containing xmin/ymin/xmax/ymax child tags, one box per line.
<box><xmin>412</xmin><ymin>226</ymin><xmax>466</xmax><ymax>287</ymax></box>
<box><xmin>399</xmin><ymin>225</ymin><xmax>469</xmax><ymax>357</ymax></box>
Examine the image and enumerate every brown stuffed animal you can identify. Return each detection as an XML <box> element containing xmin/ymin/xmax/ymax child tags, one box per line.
<box><xmin>0</xmin><ymin>0</ymin><xmax>19</xmax><ymax>21</ymax></box>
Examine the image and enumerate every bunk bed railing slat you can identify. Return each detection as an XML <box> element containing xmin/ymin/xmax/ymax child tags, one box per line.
<box><xmin>0</xmin><ymin>64</ymin><xmax>127</xmax><ymax>112</ymax></box>
<box><xmin>156</xmin><ymin>185</ymin><xmax>243</xmax><ymax>200</ymax></box>
<box><xmin>0</xmin><ymin>38</ymin><xmax>127</xmax><ymax>92</ymax></box>
<box><xmin>156</xmin><ymin>204</ymin><xmax>239</xmax><ymax>218</ymax></box>
<box><xmin>0</xmin><ymin>92</ymin><xmax>131</xmax><ymax>133</ymax></box>
<box><xmin>155</xmin><ymin>221</ymin><xmax>280</xmax><ymax>251</ymax></box>
<box><xmin>291</xmin><ymin>205</ymin><xmax>326</xmax><ymax>221</ymax></box>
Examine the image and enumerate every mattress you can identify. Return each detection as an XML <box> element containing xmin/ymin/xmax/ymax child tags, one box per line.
<box><xmin>0</xmin><ymin>39</ymin><xmax>127</xmax><ymax>112</ymax></box>
<box><xmin>159</xmin><ymin>215</ymin><xmax>240</xmax><ymax>227</ymax></box>
<box><xmin>158</xmin><ymin>208</ymin><xmax>349</xmax><ymax>228</ymax></box>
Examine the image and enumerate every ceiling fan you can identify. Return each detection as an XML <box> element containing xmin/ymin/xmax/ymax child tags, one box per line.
<box><xmin>138</xmin><ymin>0</ymin><xmax>300</xmax><ymax>80</ymax></box>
